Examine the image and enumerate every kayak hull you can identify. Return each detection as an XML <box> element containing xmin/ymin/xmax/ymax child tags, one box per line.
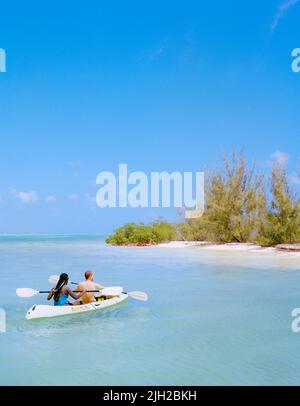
<box><xmin>26</xmin><ymin>293</ymin><xmax>128</xmax><ymax>320</ymax></box>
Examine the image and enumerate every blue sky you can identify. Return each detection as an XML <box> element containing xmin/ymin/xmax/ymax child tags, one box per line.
<box><xmin>0</xmin><ymin>0</ymin><xmax>300</xmax><ymax>234</ymax></box>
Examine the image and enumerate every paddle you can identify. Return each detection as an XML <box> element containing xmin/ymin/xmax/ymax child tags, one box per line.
<box><xmin>49</xmin><ymin>274</ymin><xmax>85</xmax><ymax>286</ymax></box>
<box><xmin>16</xmin><ymin>286</ymin><xmax>123</xmax><ymax>299</ymax></box>
<box><xmin>49</xmin><ymin>275</ymin><xmax>149</xmax><ymax>301</ymax></box>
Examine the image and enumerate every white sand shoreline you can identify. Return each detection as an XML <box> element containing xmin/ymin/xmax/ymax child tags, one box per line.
<box><xmin>155</xmin><ymin>241</ymin><xmax>300</xmax><ymax>257</ymax></box>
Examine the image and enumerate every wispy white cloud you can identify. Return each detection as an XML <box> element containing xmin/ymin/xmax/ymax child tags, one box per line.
<box><xmin>148</xmin><ymin>44</ymin><xmax>166</xmax><ymax>62</ymax></box>
<box><xmin>271</xmin><ymin>151</ymin><xmax>290</xmax><ymax>165</ymax></box>
<box><xmin>290</xmin><ymin>173</ymin><xmax>300</xmax><ymax>185</ymax></box>
<box><xmin>291</xmin><ymin>156</ymin><xmax>300</xmax><ymax>184</ymax></box>
<box><xmin>180</xmin><ymin>29</ymin><xmax>198</xmax><ymax>63</ymax></box>
<box><xmin>139</xmin><ymin>40</ymin><xmax>168</xmax><ymax>63</ymax></box>
<box><xmin>270</xmin><ymin>0</ymin><xmax>299</xmax><ymax>35</ymax></box>
<box><xmin>9</xmin><ymin>188</ymin><xmax>38</xmax><ymax>203</ymax></box>
<box><xmin>67</xmin><ymin>193</ymin><xmax>79</xmax><ymax>201</ymax></box>
<box><xmin>45</xmin><ymin>195</ymin><xmax>57</xmax><ymax>203</ymax></box>
<box><xmin>18</xmin><ymin>191</ymin><xmax>38</xmax><ymax>203</ymax></box>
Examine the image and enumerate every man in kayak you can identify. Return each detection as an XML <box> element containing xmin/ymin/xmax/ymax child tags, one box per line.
<box><xmin>76</xmin><ymin>270</ymin><xmax>106</xmax><ymax>304</ymax></box>
<box><xmin>47</xmin><ymin>273</ymin><xmax>86</xmax><ymax>306</ymax></box>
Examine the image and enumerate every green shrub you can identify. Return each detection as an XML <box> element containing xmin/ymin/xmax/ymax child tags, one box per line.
<box><xmin>257</xmin><ymin>163</ymin><xmax>300</xmax><ymax>246</ymax></box>
<box><xmin>106</xmin><ymin>221</ymin><xmax>179</xmax><ymax>245</ymax></box>
<box><xmin>195</xmin><ymin>153</ymin><xmax>266</xmax><ymax>243</ymax></box>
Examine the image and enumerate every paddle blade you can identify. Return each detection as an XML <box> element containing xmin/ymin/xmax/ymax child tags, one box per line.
<box><xmin>49</xmin><ymin>275</ymin><xmax>59</xmax><ymax>285</ymax></box>
<box><xmin>128</xmin><ymin>291</ymin><xmax>148</xmax><ymax>301</ymax></box>
<box><xmin>101</xmin><ymin>286</ymin><xmax>123</xmax><ymax>296</ymax></box>
<box><xmin>49</xmin><ymin>275</ymin><xmax>78</xmax><ymax>285</ymax></box>
<box><xmin>16</xmin><ymin>288</ymin><xmax>39</xmax><ymax>298</ymax></box>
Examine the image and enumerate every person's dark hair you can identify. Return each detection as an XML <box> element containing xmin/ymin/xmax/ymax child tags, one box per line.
<box><xmin>85</xmin><ymin>270</ymin><xmax>93</xmax><ymax>280</ymax></box>
<box><xmin>53</xmin><ymin>273</ymin><xmax>69</xmax><ymax>301</ymax></box>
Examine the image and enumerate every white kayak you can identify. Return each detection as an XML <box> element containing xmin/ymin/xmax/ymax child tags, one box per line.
<box><xmin>26</xmin><ymin>293</ymin><xmax>128</xmax><ymax>320</ymax></box>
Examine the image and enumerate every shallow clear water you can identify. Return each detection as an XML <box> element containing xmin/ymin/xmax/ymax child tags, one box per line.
<box><xmin>0</xmin><ymin>235</ymin><xmax>300</xmax><ymax>385</ymax></box>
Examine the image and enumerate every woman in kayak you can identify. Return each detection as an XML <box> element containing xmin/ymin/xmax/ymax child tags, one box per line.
<box><xmin>47</xmin><ymin>273</ymin><xmax>86</xmax><ymax>306</ymax></box>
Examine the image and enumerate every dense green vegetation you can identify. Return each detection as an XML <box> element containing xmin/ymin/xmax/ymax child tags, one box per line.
<box><xmin>106</xmin><ymin>153</ymin><xmax>300</xmax><ymax>246</ymax></box>
<box><xmin>257</xmin><ymin>162</ymin><xmax>300</xmax><ymax>246</ymax></box>
<box><xmin>106</xmin><ymin>221</ymin><xmax>179</xmax><ymax>245</ymax></box>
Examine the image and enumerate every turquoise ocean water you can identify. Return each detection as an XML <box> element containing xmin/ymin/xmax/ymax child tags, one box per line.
<box><xmin>0</xmin><ymin>235</ymin><xmax>300</xmax><ymax>385</ymax></box>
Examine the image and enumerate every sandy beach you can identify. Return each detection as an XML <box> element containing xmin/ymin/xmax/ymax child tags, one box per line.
<box><xmin>155</xmin><ymin>241</ymin><xmax>300</xmax><ymax>257</ymax></box>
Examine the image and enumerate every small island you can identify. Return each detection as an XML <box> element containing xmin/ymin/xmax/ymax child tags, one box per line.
<box><xmin>106</xmin><ymin>153</ymin><xmax>300</xmax><ymax>252</ymax></box>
